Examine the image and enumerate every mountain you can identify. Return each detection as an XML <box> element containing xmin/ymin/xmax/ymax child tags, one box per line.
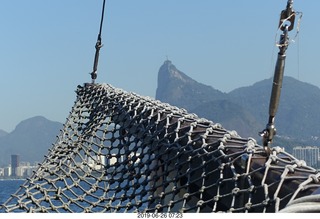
<box><xmin>156</xmin><ymin>60</ymin><xmax>262</xmax><ymax>138</ymax></box>
<box><xmin>156</xmin><ymin>60</ymin><xmax>227</xmax><ymax>110</ymax></box>
<box><xmin>191</xmin><ymin>100</ymin><xmax>261</xmax><ymax>138</ymax></box>
<box><xmin>0</xmin><ymin>116</ymin><xmax>63</xmax><ymax>166</ymax></box>
<box><xmin>0</xmin><ymin>129</ymin><xmax>8</xmax><ymax>138</ymax></box>
<box><xmin>156</xmin><ymin>60</ymin><xmax>320</xmax><ymax>146</ymax></box>
<box><xmin>229</xmin><ymin>77</ymin><xmax>320</xmax><ymax>140</ymax></box>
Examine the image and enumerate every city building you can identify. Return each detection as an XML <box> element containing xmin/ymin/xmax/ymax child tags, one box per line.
<box><xmin>293</xmin><ymin>146</ymin><xmax>320</xmax><ymax>168</ymax></box>
<box><xmin>0</xmin><ymin>155</ymin><xmax>39</xmax><ymax>179</ymax></box>
<box><xmin>4</xmin><ymin>166</ymin><xmax>11</xmax><ymax>177</ymax></box>
<box><xmin>11</xmin><ymin>154</ymin><xmax>20</xmax><ymax>177</ymax></box>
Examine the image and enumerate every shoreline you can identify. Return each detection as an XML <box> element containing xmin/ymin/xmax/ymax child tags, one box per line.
<box><xmin>0</xmin><ymin>178</ymin><xmax>25</xmax><ymax>181</ymax></box>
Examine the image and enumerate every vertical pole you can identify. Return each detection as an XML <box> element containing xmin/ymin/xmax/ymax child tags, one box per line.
<box><xmin>260</xmin><ymin>0</ymin><xmax>295</xmax><ymax>153</ymax></box>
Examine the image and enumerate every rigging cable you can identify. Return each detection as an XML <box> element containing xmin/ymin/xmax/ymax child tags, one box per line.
<box><xmin>90</xmin><ymin>0</ymin><xmax>107</xmax><ymax>84</ymax></box>
<box><xmin>259</xmin><ymin>0</ymin><xmax>297</xmax><ymax>154</ymax></box>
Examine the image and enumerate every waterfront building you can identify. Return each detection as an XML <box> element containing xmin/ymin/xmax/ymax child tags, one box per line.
<box><xmin>4</xmin><ymin>166</ymin><xmax>11</xmax><ymax>177</ymax></box>
<box><xmin>11</xmin><ymin>154</ymin><xmax>20</xmax><ymax>177</ymax></box>
<box><xmin>293</xmin><ymin>146</ymin><xmax>320</xmax><ymax>168</ymax></box>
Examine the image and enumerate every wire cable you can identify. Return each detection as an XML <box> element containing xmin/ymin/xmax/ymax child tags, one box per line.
<box><xmin>90</xmin><ymin>0</ymin><xmax>107</xmax><ymax>84</ymax></box>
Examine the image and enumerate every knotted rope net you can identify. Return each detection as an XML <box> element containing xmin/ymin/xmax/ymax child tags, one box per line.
<box><xmin>1</xmin><ymin>83</ymin><xmax>320</xmax><ymax>213</ymax></box>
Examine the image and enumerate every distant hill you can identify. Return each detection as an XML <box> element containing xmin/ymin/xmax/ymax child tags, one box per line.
<box><xmin>229</xmin><ymin>77</ymin><xmax>320</xmax><ymax>141</ymax></box>
<box><xmin>0</xmin><ymin>130</ymin><xmax>8</xmax><ymax>138</ymax></box>
<box><xmin>191</xmin><ymin>100</ymin><xmax>261</xmax><ymax>139</ymax></box>
<box><xmin>0</xmin><ymin>116</ymin><xmax>62</xmax><ymax>166</ymax></box>
<box><xmin>156</xmin><ymin>60</ymin><xmax>320</xmax><ymax>147</ymax></box>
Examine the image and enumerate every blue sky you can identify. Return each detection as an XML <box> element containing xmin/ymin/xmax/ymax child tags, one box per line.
<box><xmin>1</xmin><ymin>0</ymin><xmax>319</xmax><ymax>132</ymax></box>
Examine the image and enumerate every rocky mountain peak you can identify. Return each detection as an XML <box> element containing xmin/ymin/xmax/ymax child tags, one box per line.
<box><xmin>156</xmin><ymin>60</ymin><xmax>225</xmax><ymax>110</ymax></box>
<box><xmin>158</xmin><ymin>60</ymin><xmax>191</xmax><ymax>85</ymax></box>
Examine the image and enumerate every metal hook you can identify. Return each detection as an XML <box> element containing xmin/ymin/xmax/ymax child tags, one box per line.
<box><xmin>279</xmin><ymin>0</ymin><xmax>295</xmax><ymax>31</ymax></box>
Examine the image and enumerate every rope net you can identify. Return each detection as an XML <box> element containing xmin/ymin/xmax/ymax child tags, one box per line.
<box><xmin>1</xmin><ymin>83</ymin><xmax>320</xmax><ymax>213</ymax></box>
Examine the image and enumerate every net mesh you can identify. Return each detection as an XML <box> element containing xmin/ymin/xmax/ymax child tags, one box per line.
<box><xmin>1</xmin><ymin>83</ymin><xmax>320</xmax><ymax>213</ymax></box>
